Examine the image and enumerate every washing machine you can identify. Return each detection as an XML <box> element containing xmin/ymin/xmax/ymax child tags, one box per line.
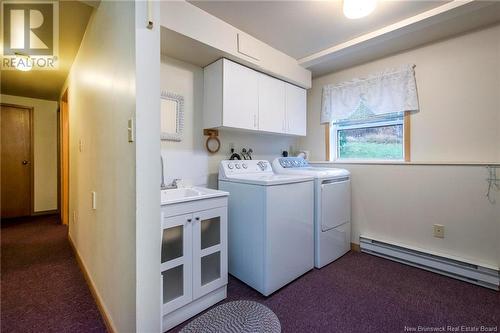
<box><xmin>218</xmin><ymin>160</ymin><xmax>314</xmax><ymax>296</ymax></box>
<box><xmin>272</xmin><ymin>157</ymin><xmax>351</xmax><ymax>268</ymax></box>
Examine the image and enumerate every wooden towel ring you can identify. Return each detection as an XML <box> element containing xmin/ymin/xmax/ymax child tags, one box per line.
<box><xmin>204</xmin><ymin>129</ymin><xmax>220</xmax><ymax>154</ymax></box>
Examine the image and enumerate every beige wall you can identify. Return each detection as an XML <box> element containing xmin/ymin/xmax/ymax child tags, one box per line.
<box><xmin>301</xmin><ymin>24</ymin><xmax>500</xmax><ymax>163</ymax></box>
<box><xmin>160</xmin><ymin>55</ymin><xmax>299</xmax><ymax>189</ymax></box>
<box><xmin>299</xmin><ymin>25</ymin><xmax>500</xmax><ymax>267</ymax></box>
<box><xmin>64</xmin><ymin>1</ymin><xmax>137</xmax><ymax>331</ymax></box>
<box><xmin>1</xmin><ymin>94</ymin><xmax>58</xmax><ymax>212</ymax></box>
<box><xmin>314</xmin><ymin>162</ymin><xmax>500</xmax><ymax>268</ymax></box>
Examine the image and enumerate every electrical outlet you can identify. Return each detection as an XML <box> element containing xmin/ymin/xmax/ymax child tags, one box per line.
<box><xmin>433</xmin><ymin>224</ymin><xmax>444</xmax><ymax>238</ymax></box>
<box><xmin>78</xmin><ymin>139</ymin><xmax>84</xmax><ymax>152</ymax></box>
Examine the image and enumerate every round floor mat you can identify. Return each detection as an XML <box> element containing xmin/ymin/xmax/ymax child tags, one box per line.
<box><xmin>180</xmin><ymin>300</ymin><xmax>281</xmax><ymax>333</ymax></box>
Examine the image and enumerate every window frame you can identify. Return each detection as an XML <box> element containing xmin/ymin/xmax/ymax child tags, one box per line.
<box><xmin>325</xmin><ymin>113</ymin><xmax>411</xmax><ymax>162</ymax></box>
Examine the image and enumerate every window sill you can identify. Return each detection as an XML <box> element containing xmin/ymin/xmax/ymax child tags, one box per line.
<box><xmin>310</xmin><ymin>160</ymin><xmax>500</xmax><ymax>167</ymax></box>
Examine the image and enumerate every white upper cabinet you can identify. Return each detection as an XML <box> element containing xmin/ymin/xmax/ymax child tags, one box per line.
<box><xmin>285</xmin><ymin>84</ymin><xmax>307</xmax><ymax>136</ymax></box>
<box><xmin>223</xmin><ymin>60</ymin><xmax>259</xmax><ymax>130</ymax></box>
<box><xmin>204</xmin><ymin>58</ymin><xmax>307</xmax><ymax>136</ymax></box>
<box><xmin>258</xmin><ymin>73</ymin><xmax>286</xmax><ymax>133</ymax></box>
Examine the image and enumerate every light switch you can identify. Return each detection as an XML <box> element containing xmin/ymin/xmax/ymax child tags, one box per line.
<box><xmin>128</xmin><ymin>118</ymin><xmax>134</xmax><ymax>142</ymax></box>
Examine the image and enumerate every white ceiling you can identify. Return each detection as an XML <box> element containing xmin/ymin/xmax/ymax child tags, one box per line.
<box><xmin>189</xmin><ymin>0</ymin><xmax>449</xmax><ymax>60</ymax></box>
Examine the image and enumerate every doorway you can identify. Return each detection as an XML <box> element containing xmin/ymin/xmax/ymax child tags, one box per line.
<box><xmin>60</xmin><ymin>90</ymin><xmax>69</xmax><ymax>225</ymax></box>
<box><xmin>1</xmin><ymin>104</ymin><xmax>34</xmax><ymax>218</ymax></box>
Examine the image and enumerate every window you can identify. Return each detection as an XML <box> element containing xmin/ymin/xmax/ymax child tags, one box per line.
<box><xmin>327</xmin><ymin>104</ymin><xmax>410</xmax><ymax>161</ymax></box>
<box><xmin>321</xmin><ymin>65</ymin><xmax>418</xmax><ymax>162</ymax></box>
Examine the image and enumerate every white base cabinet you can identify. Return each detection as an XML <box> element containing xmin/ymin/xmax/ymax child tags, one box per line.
<box><xmin>204</xmin><ymin>58</ymin><xmax>307</xmax><ymax>136</ymax></box>
<box><xmin>161</xmin><ymin>196</ymin><xmax>228</xmax><ymax>332</ymax></box>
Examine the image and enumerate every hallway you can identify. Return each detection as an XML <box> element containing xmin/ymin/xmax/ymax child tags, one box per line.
<box><xmin>1</xmin><ymin>215</ymin><xmax>107</xmax><ymax>332</ymax></box>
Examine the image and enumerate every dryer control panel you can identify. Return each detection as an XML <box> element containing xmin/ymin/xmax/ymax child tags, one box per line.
<box><xmin>278</xmin><ymin>157</ymin><xmax>309</xmax><ymax>168</ymax></box>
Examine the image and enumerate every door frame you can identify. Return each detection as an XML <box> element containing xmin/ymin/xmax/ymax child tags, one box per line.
<box><xmin>59</xmin><ymin>89</ymin><xmax>69</xmax><ymax>225</ymax></box>
<box><xmin>0</xmin><ymin>103</ymin><xmax>34</xmax><ymax>216</ymax></box>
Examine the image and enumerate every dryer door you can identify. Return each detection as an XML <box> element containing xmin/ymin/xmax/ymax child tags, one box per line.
<box><xmin>320</xmin><ymin>178</ymin><xmax>351</xmax><ymax>232</ymax></box>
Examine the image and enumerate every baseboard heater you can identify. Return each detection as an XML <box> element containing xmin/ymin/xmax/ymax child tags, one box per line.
<box><xmin>359</xmin><ymin>237</ymin><xmax>500</xmax><ymax>291</ymax></box>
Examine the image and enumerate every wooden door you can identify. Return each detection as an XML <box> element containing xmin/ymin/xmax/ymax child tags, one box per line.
<box><xmin>60</xmin><ymin>91</ymin><xmax>69</xmax><ymax>225</ymax></box>
<box><xmin>1</xmin><ymin>104</ymin><xmax>33</xmax><ymax>218</ymax></box>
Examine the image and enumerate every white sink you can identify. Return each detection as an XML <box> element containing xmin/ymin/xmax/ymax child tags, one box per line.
<box><xmin>161</xmin><ymin>187</ymin><xmax>228</xmax><ymax>205</ymax></box>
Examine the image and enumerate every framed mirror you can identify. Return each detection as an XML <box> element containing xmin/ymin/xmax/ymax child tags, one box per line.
<box><xmin>161</xmin><ymin>91</ymin><xmax>184</xmax><ymax>142</ymax></box>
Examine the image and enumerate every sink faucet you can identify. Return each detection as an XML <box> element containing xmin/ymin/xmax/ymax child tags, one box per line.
<box><xmin>161</xmin><ymin>156</ymin><xmax>182</xmax><ymax>190</ymax></box>
<box><xmin>166</xmin><ymin>179</ymin><xmax>181</xmax><ymax>189</ymax></box>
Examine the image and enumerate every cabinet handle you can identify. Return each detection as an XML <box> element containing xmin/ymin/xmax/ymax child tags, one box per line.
<box><xmin>195</xmin><ymin>217</ymin><xmax>200</xmax><ymax>221</ymax></box>
<box><xmin>187</xmin><ymin>218</ymin><xmax>192</xmax><ymax>223</ymax></box>
<box><xmin>253</xmin><ymin>114</ymin><xmax>257</xmax><ymax>128</ymax></box>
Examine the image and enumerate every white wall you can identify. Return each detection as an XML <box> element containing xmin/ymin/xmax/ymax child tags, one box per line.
<box><xmin>1</xmin><ymin>94</ymin><xmax>58</xmax><ymax>212</ymax></box>
<box><xmin>64</xmin><ymin>2</ymin><xmax>137</xmax><ymax>332</ymax></box>
<box><xmin>160</xmin><ymin>55</ymin><xmax>299</xmax><ymax>189</ymax></box>
<box><xmin>299</xmin><ymin>25</ymin><xmax>500</xmax><ymax>267</ymax></box>
<box><xmin>135</xmin><ymin>0</ymin><xmax>161</xmax><ymax>331</ymax></box>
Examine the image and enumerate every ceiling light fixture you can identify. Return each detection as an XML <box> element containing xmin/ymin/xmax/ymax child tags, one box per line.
<box><xmin>14</xmin><ymin>53</ymin><xmax>33</xmax><ymax>72</ymax></box>
<box><xmin>343</xmin><ymin>0</ymin><xmax>377</xmax><ymax>19</ymax></box>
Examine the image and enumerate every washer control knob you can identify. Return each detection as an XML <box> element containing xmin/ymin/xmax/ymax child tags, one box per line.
<box><xmin>257</xmin><ymin>161</ymin><xmax>267</xmax><ymax>171</ymax></box>
<box><xmin>242</xmin><ymin>163</ymin><xmax>248</xmax><ymax>169</ymax></box>
<box><xmin>227</xmin><ymin>163</ymin><xmax>234</xmax><ymax>169</ymax></box>
<box><xmin>235</xmin><ymin>163</ymin><xmax>241</xmax><ymax>169</ymax></box>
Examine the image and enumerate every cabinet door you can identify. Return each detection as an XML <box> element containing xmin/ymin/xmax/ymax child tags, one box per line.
<box><xmin>192</xmin><ymin>207</ymin><xmax>228</xmax><ymax>299</ymax></box>
<box><xmin>161</xmin><ymin>213</ymin><xmax>193</xmax><ymax>315</ymax></box>
<box><xmin>285</xmin><ymin>84</ymin><xmax>307</xmax><ymax>136</ymax></box>
<box><xmin>258</xmin><ymin>73</ymin><xmax>286</xmax><ymax>133</ymax></box>
<box><xmin>223</xmin><ymin>59</ymin><xmax>259</xmax><ymax>130</ymax></box>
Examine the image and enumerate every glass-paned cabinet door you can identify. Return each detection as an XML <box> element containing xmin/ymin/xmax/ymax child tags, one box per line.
<box><xmin>161</xmin><ymin>213</ymin><xmax>193</xmax><ymax>315</ymax></box>
<box><xmin>192</xmin><ymin>207</ymin><xmax>227</xmax><ymax>299</ymax></box>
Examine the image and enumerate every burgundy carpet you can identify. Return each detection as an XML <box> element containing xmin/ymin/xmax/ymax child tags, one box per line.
<box><xmin>172</xmin><ymin>252</ymin><xmax>500</xmax><ymax>333</ymax></box>
<box><xmin>2</xmin><ymin>216</ymin><xmax>499</xmax><ymax>333</ymax></box>
<box><xmin>1</xmin><ymin>215</ymin><xmax>107</xmax><ymax>333</ymax></box>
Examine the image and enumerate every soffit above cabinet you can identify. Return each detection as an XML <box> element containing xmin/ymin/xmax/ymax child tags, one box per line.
<box><xmin>159</xmin><ymin>1</ymin><xmax>311</xmax><ymax>89</ymax></box>
<box><xmin>160</xmin><ymin>27</ymin><xmax>222</xmax><ymax>68</ymax></box>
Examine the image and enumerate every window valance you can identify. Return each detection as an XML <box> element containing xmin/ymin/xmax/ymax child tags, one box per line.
<box><xmin>320</xmin><ymin>65</ymin><xmax>419</xmax><ymax>124</ymax></box>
